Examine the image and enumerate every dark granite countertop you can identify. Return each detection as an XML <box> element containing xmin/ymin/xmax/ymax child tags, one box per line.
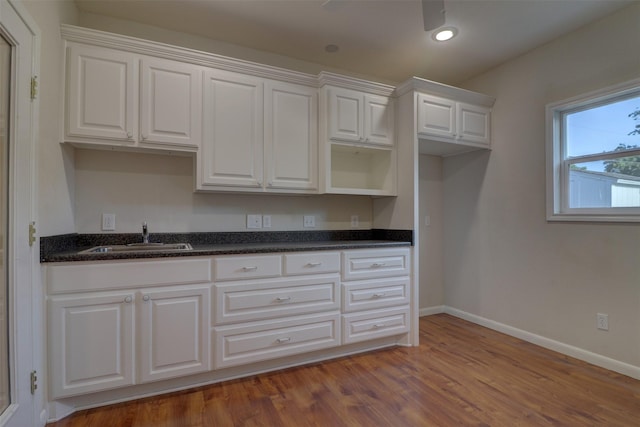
<box><xmin>41</xmin><ymin>230</ymin><xmax>413</xmax><ymax>263</ymax></box>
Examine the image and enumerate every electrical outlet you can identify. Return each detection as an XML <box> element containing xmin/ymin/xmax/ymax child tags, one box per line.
<box><xmin>303</xmin><ymin>215</ymin><xmax>315</xmax><ymax>228</ymax></box>
<box><xmin>597</xmin><ymin>313</ymin><xmax>609</xmax><ymax>331</ymax></box>
<box><xmin>101</xmin><ymin>213</ymin><xmax>116</xmax><ymax>231</ymax></box>
<box><xmin>350</xmin><ymin>215</ymin><xmax>359</xmax><ymax>228</ymax></box>
<box><xmin>263</xmin><ymin>215</ymin><xmax>272</xmax><ymax>228</ymax></box>
<box><xmin>247</xmin><ymin>214</ymin><xmax>262</xmax><ymax>229</ymax></box>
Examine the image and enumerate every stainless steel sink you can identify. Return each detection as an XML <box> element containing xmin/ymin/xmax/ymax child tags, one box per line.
<box><xmin>80</xmin><ymin>243</ymin><xmax>193</xmax><ymax>254</ymax></box>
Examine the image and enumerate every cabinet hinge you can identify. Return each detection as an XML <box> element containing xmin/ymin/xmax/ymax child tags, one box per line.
<box><xmin>28</xmin><ymin>221</ymin><xmax>36</xmax><ymax>247</ymax></box>
<box><xmin>30</xmin><ymin>370</ymin><xmax>37</xmax><ymax>395</ymax></box>
<box><xmin>30</xmin><ymin>76</ymin><xmax>37</xmax><ymax>100</ymax></box>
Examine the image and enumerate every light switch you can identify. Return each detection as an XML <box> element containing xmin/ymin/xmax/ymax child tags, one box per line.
<box><xmin>102</xmin><ymin>213</ymin><xmax>116</xmax><ymax>231</ymax></box>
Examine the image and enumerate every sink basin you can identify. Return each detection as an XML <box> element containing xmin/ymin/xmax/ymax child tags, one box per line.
<box><xmin>80</xmin><ymin>243</ymin><xmax>193</xmax><ymax>254</ymax></box>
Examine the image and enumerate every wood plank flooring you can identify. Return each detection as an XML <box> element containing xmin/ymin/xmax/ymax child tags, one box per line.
<box><xmin>47</xmin><ymin>314</ymin><xmax>640</xmax><ymax>426</ymax></box>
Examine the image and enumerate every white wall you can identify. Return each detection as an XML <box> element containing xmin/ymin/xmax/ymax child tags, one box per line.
<box><xmin>23</xmin><ymin>0</ymin><xmax>78</xmax><ymax>236</ymax></box>
<box><xmin>445</xmin><ymin>3</ymin><xmax>640</xmax><ymax>367</ymax></box>
<box><xmin>74</xmin><ymin>149</ymin><xmax>372</xmax><ymax>233</ymax></box>
<box><xmin>419</xmin><ymin>154</ymin><xmax>444</xmax><ymax>308</ymax></box>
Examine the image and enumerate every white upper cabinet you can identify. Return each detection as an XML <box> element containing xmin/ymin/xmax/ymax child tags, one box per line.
<box><xmin>417</xmin><ymin>93</ymin><xmax>491</xmax><ymax>148</ymax></box>
<box><xmin>327</xmin><ymin>86</ymin><xmax>393</xmax><ymax>146</ymax></box>
<box><xmin>64</xmin><ymin>43</ymin><xmax>203</xmax><ymax>152</ymax></box>
<box><xmin>139</xmin><ymin>58</ymin><xmax>202</xmax><ymax>149</ymax></box>
<box><xmin>199</xmin><ymin>69</ymin><xmax>264</xmax><ymax>189</ymax></box>
<box><xmin>264</xmin><ymin>81</ymin><xmax>318</xmax><ymax>192</ymax></box>
<box><xmin>66</xmin><ymin>44</ymin><xmax>137</xmax><ymax>144</ymax></box>
<box><xmin>198</xmin><ymin>72</ymin><xmax>319</xmax><ymax>194</ymax></box>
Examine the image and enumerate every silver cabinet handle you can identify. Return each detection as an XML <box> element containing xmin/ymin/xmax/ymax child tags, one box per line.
<box><xmin>373</xmin><ymin>323</ymin><xmax>385</xmax><ymax>329</ymax></box>
<box><xmin>142</xmin><ymin>295</ymin><xmax>150</xmax><ymax>302</ymax></box>
<box><xmin>372</xmin><ymin>293</ymin><xmax>386</xmax><ymax>298</ymax></box>
<box><xmin>275</xmin><ymin>296</ymin><xmax>291</xmax><ymax>302</ymax></box>
<box><xmin>242</xmin><ymin>266</ymin><xmax>258</xmax><ymax>272</ymax></box>
<box><xmin>306</xmin><ymin>262</ymin><xmax>322</xmax><ymax>267</ymax></box>
<box><xmin>124</xmin><ymin>296</ymin><xmax>132</xmax><ymax>303</ymax></box>
<box><xmin>371</xmin><ymin>263</ymin><xmax>386</xmax><ymax>268</ymax></box>
<box><xmin>276</xmin><ymin>337</ymin><xmax>291</xmax><ymax>344</ymax></box>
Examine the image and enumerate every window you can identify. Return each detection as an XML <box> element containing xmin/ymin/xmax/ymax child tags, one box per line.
<box><xmin>546</xmin><ymin>79</ymin><xmax>640</xmax><ymax>221</ymax></box>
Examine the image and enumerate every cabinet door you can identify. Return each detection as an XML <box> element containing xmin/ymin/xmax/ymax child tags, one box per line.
<box><xmin>66</xmin><ymin>44</ymin><xmax>137</xmax><ymax>143</ymax></box>
<box><xmin>416</xmin><ymin>93</ymin><xmax>456</xmax><ymax>140</ymax></box>
<box><xmin>457</xmin><ymin>102</ymin><xmax>491</xmax><ymax>146</ymax></box>
<box><xmin>201</xmin><ymin>69</ymin><xmax>264</xmax><ymax>188</ymax></box>
<box><xmin>49</xmin><ymin>292</ymin><xmax>135</xmax><ymax>398</ymax></box>
<box><xmin>265</xmin><ymin>81</ymin><xmax>318</xmax><ymax>192</ymax></box>
<box><xmin>363</xmin><ymin>94</ymin><xmax>394</xmax><ymax>146</ymax></box>
<box><xmin>140</xmin><ymin>58</ymin><xmax>203</xmax><ymax>149</ymax></box>
<box><xmin>328</xmin><ymin>87</ymin><xmax>363</xmax><ymax>142</ymax></box>
<box><xmin>138</xmin><ymin>285</ymin><xmax>210</xmax><ymax>383</ymax></box>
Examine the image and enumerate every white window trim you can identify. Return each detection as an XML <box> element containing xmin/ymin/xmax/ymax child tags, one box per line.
<box><xmin>546</xmin><ymin>77</ymin><xmax>640</xmax><ymax>222</ymax></box>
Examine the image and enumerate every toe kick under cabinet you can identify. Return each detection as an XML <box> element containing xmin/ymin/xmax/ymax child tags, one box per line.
<box><xmin>45</xmin><ymin>247</ymin><xmax>412</xmax><ymax>402</ymax></box>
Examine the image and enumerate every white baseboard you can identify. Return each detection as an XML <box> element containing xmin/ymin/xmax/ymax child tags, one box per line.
<box><xmin>419</xmin><ymin>305</ymin><xmax>445</xmax><ymax>317</ymax></box>
<box><xmin>430</xmin><ymin>306</ymin><xmax>640</xmax><ymax>380</ymax></box>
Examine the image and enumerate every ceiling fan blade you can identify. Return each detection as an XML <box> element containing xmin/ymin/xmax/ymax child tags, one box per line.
<box><xmin>422</xmin><ymin>0</ymin><xmax>445</xmax><ymax>31</ymax></box>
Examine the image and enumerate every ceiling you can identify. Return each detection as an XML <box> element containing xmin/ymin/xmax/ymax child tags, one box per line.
<box><xmin>73</xmin><ymin>0</ymin><xmax>633</xmax><ymax>85</ymax></box>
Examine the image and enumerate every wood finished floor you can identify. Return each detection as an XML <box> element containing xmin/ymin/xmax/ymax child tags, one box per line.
<box><xmin>47</xmin><ymin>314</ymin><xmax>640</xmax><ymax>426</ymax></box>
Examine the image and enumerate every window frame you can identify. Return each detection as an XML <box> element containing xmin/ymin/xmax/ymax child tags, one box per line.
<box><xmin>546</xmin><ymin>78</ymin><xmax>640</xmax><ymax>222</ymax></box>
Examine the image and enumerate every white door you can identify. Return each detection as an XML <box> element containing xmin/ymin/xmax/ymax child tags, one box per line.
<box><xmin>48</xmin><ymin>292</ymin><xmax>135</xmax><ymax>399</ymax></box>
<box><xmin>363</xmin><ymin>94</ymin><xmax>394</xmax><ymax>146</ymax></box>
<box><xmin>140</xmin><ymin>58</ymin><xmax>202</xmax><ymax>148</ymax></box>
<box><xmin>416</xmin><ymin>93</ymin><xmax>456</xmax><ymax>140</ymax></box>
<box><xmin>138</xmin><ymin>285</ymin><xmax>210</xmax><ymax>383</ymax></box>
<box><xmin>457</xmin><ymin>102</ymin><xmax>491</xmax><ymax>146</ymax></box>
<box><xmin>0</xmin><ymin>0</ymin><xmax>39</xmax><ymax>426</ymax></box>
<box><xmin>328</xmin><ymin>87</ymin><xmax>362</xmax><ymax>143</ymax></box>
<box><xmin>66</xmin><ymin>44</ymin><xmax>137</xmax><ymax>143</ymax></box>
<box><xmin>200</xmin><ymin>69</ymin><xmax>263</xmax><ymax>188</ymax></box>
<box><xmin>264</xmin><ymin>80</ymin><xmax>318</xmax><ymax>192</ymax></box>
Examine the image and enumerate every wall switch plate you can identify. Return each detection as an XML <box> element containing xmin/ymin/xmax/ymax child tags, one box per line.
<box><xmin>424</xmin><ymin>215</ymin><xmax>431</xmax><ymax>226</ymax></box>
<box><xmin>262</xmin><ymin>215</ymin><xmax>272</xmax><ymax>228</ymax></box>
<box><xmin>597</xmin><ymin>313</ymin><xmax>609</xmax><ymax>331</ymax></box>
<box><xmin>350</xmin><ymin>215</ymin><xmax>359</xmax><ymax>228</ymax></box>
<box><xmin>303</xmin><ymin>215</ymin><xmax>315</xmax><ymax>228</ymax></box>
<box><xmin>101</xmin><ymin>213</ymin><xmax>116</xmax><ymax>231</ymax></box>
<box><xmin>247</xmin><ymin>214</ymin><xmax>262</xmax><ymax>229</ymax></box>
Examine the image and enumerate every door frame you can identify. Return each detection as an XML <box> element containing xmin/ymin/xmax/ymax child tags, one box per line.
<box><xmin>0</xmin><ymin>0</ymin><xmax>40</xmax><ymax>426</ymax></box>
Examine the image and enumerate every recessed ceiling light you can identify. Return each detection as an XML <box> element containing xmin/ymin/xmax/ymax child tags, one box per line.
<box><xmin>432</xmin><ymin>27</ymin><xmax>458</xmax><ymax>42</ymax></box>
<box><xmin>325</xmin><ymin>44</ymin><xmax>339</xmax><ymax>53</ymax></box>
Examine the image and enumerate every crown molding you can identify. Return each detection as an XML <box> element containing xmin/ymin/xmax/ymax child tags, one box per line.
<box><xmin>395</xmin><ymin>76</ymin><xmax>495</xmax><ymax>107</ymax></box>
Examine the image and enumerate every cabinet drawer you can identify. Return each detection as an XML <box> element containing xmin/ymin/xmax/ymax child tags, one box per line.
<box><xmin>342</xmin><ymin>248</ymin><xmax>410</xmax><ymax>281</ymax></box>
<box><xmin>284</xmin><ymin>252</ymin><xmax>340</xmax><ymax>276</ymax></box>
<box><xmin>342</xmin><ymin>306</ymin><xmax>410</xmax><ymax>344</ymax></box>
<box><xmin>214</xmin><ymin>254</ymin><xmax>282</xmax><ymax>281</ymax></box>
<box><xmin>213</xmin><ymin>274</ymin><xmax>340</xmax><ymax>324</ymax></box>
<box><xmin>47</xmin><ymin>258</ymin><xmax>212</xmax><ymax>294</ymax></box>
<box><xmin>342</xmin><ymin>277</ymin><xmax>410</xmax><ymax>313</ymax></box>
<box><xmin>213</xmin><ymin>312</ymin><xmax>340</xmax><ymax>368</ymax></box>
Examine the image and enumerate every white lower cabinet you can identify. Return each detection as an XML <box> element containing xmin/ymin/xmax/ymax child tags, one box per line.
<box><xmin>213</xmin><ymin>312</ymin><xmax>341</xmax><ymax>368</ymax></box>
<box><xmin>138</xmin><ymin>285</ymin><xmax>210</xmax><ymax>383</ymax></box>
<box><xmin>46</xmin><ymin>247</ymin><xmax>412</xmax><ymax>403</ymax></box>
<box><xmin>49</xmin><ymin>291</ymin><xmax>135</xmax><ymax>398</ymax></box>
<box><xmin>341</xmin><ymin>248</ymin><xmax>411</xmax><ymax>344</ymax></box>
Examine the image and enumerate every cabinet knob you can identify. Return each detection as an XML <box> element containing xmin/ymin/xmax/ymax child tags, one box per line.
<box><xmin>141</xmin><ymin>134</ymin><xmax>147</xmax><ymax>141</ymax></box>
<box><xmin>126</xmin><ymin>132</ymin><xmax>133</xmax><ymax>139</ymax></box>
<box><xmin>142</xmin><ymin>295</ymin><xmax>150</xmax><ymax>302</ymax></box>
<box><xmin>124</xmin><ymin>296</ymin><xmax>132</xmax><ymax>303</ymax></box>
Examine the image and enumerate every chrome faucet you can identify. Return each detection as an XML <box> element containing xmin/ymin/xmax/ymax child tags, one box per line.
<box><xmin>142</xmin><ymin>222</ymin><xmax>149</xmax><ymax>244</ymax></box>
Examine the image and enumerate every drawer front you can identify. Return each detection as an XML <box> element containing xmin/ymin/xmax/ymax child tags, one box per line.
<box><xmin>342</xmin><ymin>277</ymin><xmax>410</xmax><ymax>313</ymax></box>
<box><xmin>47</xmin><ymin>258</ymin><xmax>212</xmax><ymax>294</ymax></box>
<box><xmin>213</xmin><ymin>312</ymin><xmax>340</xmax><ymax>368</ymax></box>
<box><xmin>342</xmin><ymin>306</ymin><xmax>410</xmax><ymax>344</ymax></box>
<box><xmin>214</xmin><ymin>254</ymin><xmax>282</xmax><ymax>281</ymax></box>
<box><xmin>284</xmin><ymin>252</ymin><xmax>340</xmax><ymax>276</ymax></box>
<box><xmin>342</xmin><ymin>248</ymin><xmax>410</xmax><ymax>281</ymax></box>
<box><xmin>213</xmin><ymin>274</ymin><xmax>340</xmax><ymax>324</ymax></box>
